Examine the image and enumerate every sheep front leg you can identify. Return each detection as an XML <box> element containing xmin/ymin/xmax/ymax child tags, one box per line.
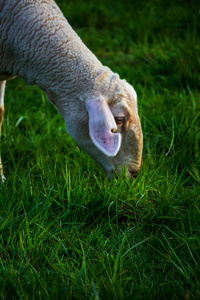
<box><xmin>0</xmin><ymin>81</ymin><xmax>6</xmax><ymax>184</ymax></box>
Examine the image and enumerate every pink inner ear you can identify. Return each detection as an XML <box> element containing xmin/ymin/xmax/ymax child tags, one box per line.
<box><xmin>86</xmin><ymin>98</ymin><xmax>122</xmax><ymax>157</ymax></box>
<box><xmin>90</xmin><ymin>123</ymin><xmax>121</xmax><ymax>157</ymax></box>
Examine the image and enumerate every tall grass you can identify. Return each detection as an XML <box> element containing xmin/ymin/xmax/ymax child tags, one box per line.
<box><xmin>0</xmin><ymin>0</ymin><xmax>200</xmax><ymax>299</ymax></box>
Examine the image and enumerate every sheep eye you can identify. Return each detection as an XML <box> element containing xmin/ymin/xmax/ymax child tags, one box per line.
<box><xmin>115</xmin><ymin>116</ymin><xmax>125</xmax><ymax>126</ymax></box>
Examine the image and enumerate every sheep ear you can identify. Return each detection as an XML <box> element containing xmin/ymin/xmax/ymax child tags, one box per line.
<box><xmin>85</xmin><ymin>98</ymin><xmax>121</xmax><ymax>157</ymax></box>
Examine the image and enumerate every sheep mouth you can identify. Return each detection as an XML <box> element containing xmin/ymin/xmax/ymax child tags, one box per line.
<box><xmin>128</xmin><ymin>169</ymin><xmax>139</xmax><ymax>178</ymax></box>
<box><xmin>107</xmin><ymin>168</ymin><xmax>139</xmax><ymax>181</ymax></box>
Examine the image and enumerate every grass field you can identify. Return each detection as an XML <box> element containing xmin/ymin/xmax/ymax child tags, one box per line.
<box><xmin>0</xmin><ymin>0</ymin><xmax>200</xmax><ymax>299</ymax></box>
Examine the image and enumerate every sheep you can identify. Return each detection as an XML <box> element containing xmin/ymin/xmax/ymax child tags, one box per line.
<box><xmin>0</xmin><ymin>0</ymin><xmax>143</xmax><ymax>182</ymax></box>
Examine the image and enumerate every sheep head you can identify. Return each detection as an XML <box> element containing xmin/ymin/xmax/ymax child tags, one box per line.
<box><xmin>62</xmin><ymin>72</ymin><xmax>143</xmax><ymax>180</ymax></box>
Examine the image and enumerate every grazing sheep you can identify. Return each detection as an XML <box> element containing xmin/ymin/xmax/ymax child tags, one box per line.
<box><xmin>0</xmin><ymin>0</ymin><xmax>143</xmax><ymax>182</ymax></box>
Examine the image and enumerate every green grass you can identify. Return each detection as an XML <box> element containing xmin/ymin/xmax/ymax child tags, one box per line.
<box><xmin>0</xmin><ymin>0</ymin><xmax>200</xmax><ymax>299</ymax></box>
